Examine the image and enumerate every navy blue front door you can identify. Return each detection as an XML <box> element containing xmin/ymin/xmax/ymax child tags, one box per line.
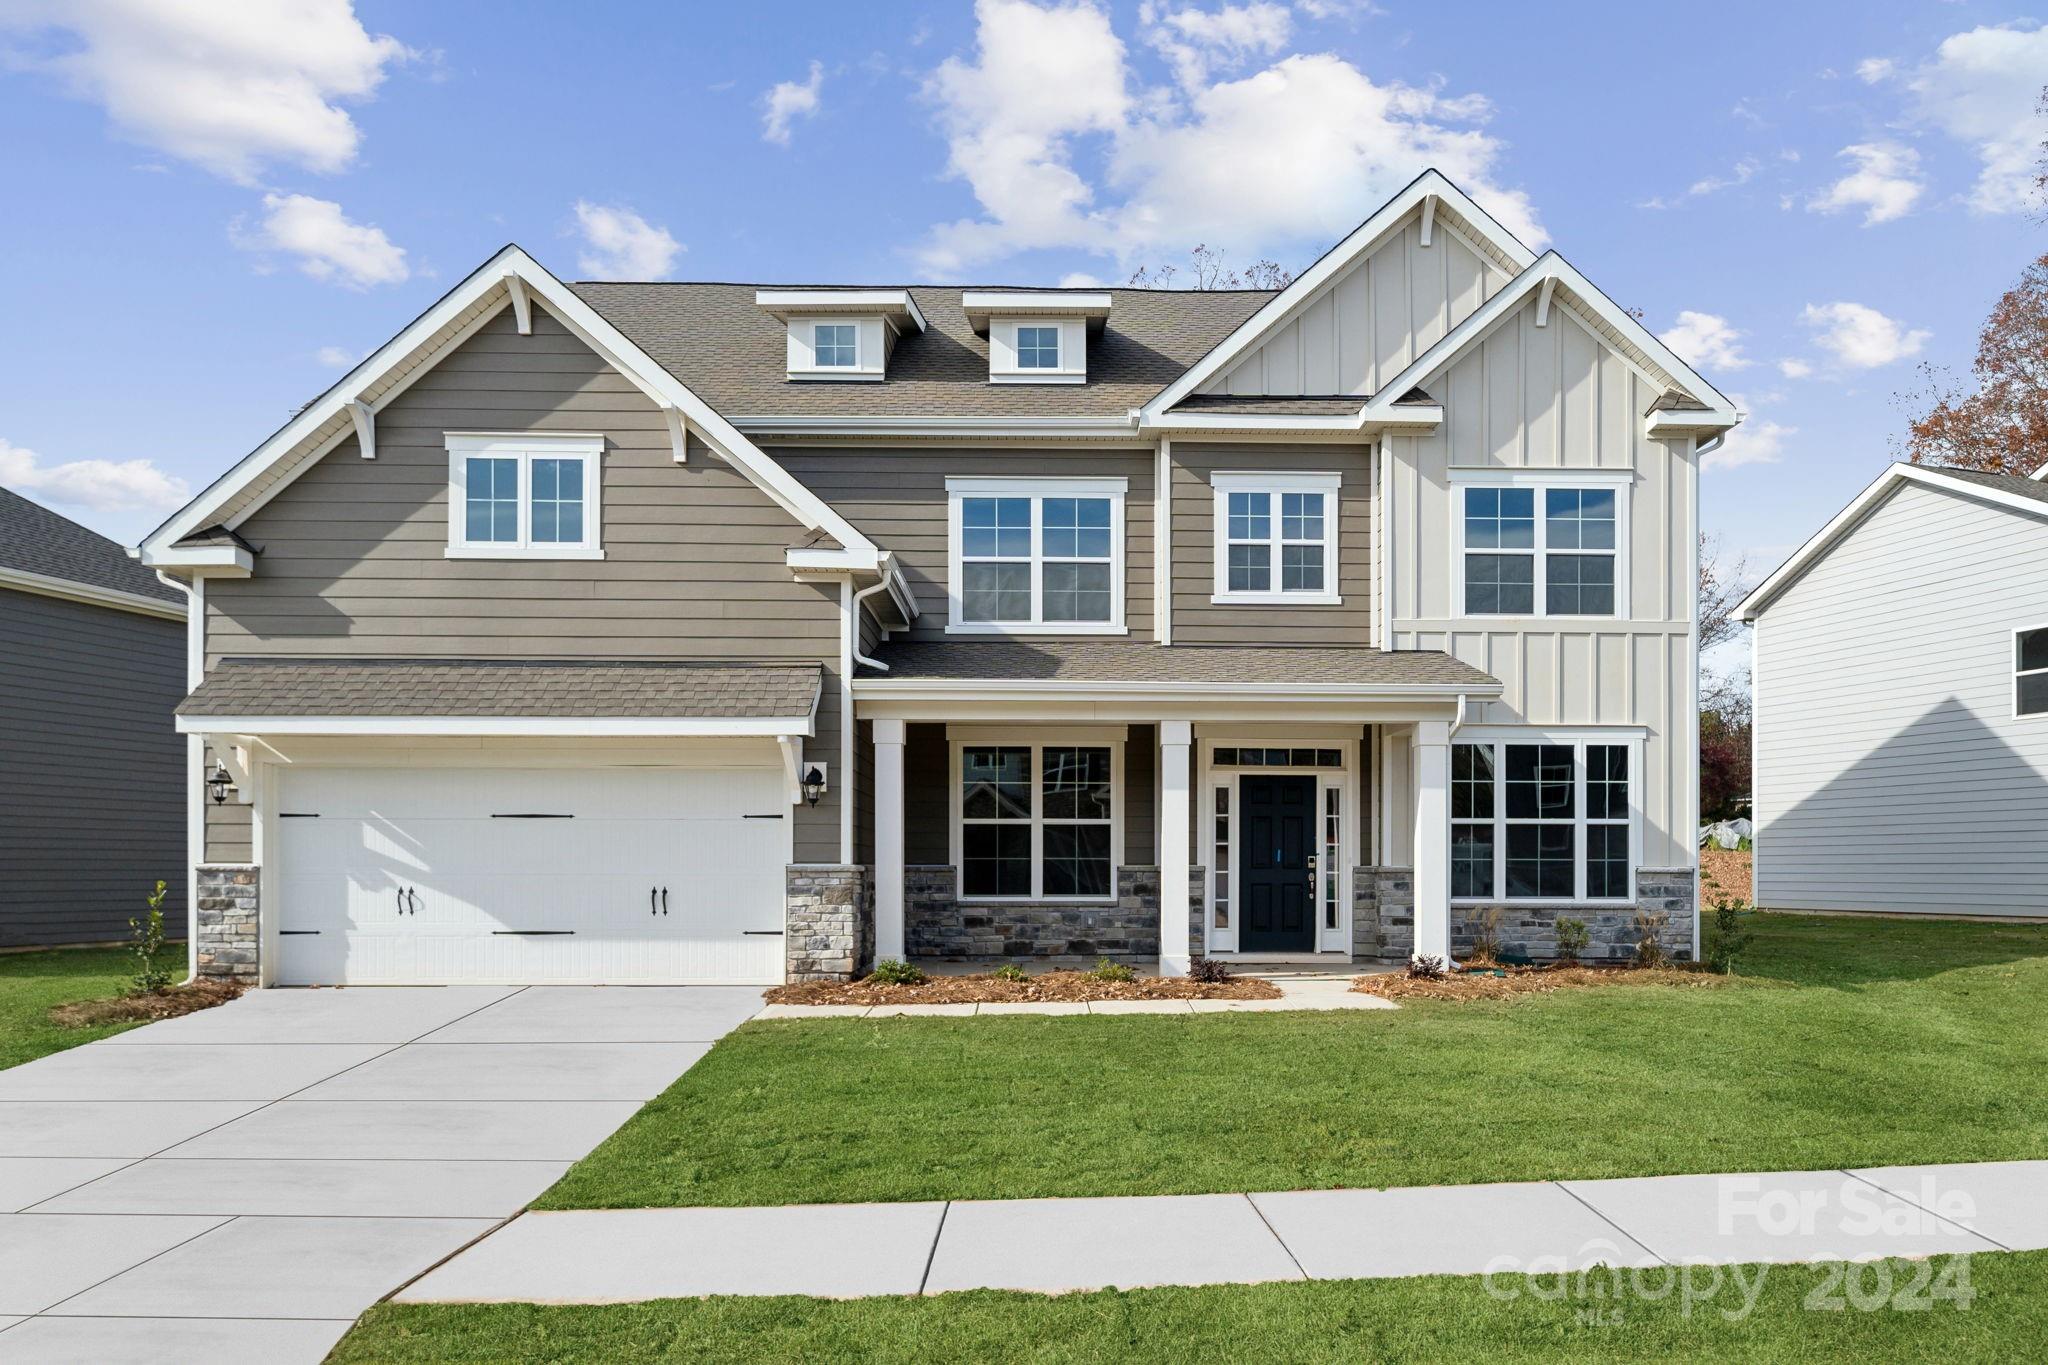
<box><xmin>1239</xmin><ymin>775</ymin><xmax>1316</xmax><ymax>952</ymax></box>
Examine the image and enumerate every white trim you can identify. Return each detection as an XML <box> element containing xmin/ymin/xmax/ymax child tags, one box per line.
<box><xmin>347</xmin><ymin>400</ymin><xmax>375</xmax><ymax>460</ymax></box>
<box><xmin>444</xmin><ymin>433</ymin><xmax>604</xmax><ymax>559</ymax></box>
<box><xmin>731</xmin><ymin>414</ymin><xmax>1146</xmax><ymax>442</ymax></box>
<box><xmin>176</xmin><ymin>715</ymin><xmax>818</xmax><ymax>738</ymax></box>
<box><xmin>1446</xmin><ymin>467</ymin><xmax>1635</xmax><ymax>487</ymax></box>
<box><xmin>1448</xmin><ymin>731</ymin><xmax>1643</xmax><ymax>906</ymax></box>
<box><xmin>503</xmin><ymin>272</ymin><xmax>531</xmax><ymax>334</ymax></box>
<box><xmin>1739</xmin><ymin>463</ymin><xmax>2048</xmax><ymax>620</ymax></box>
<box><xmin>961</xmin><ymin>291</ymin><xmax>1112</xmax><ymax>330</ymax></box>
<box><xmin>1209</xmin><ymin>471</ymin><xmax>1342</xmax><ymax>606</ymax></box>
<box><xmin>948</xmin><ymin>732</ymin><xmax>1124</xmax><ymax>905</ymax></box>
<box><xmin>1155</xmin><ymin>438</ymin><xmax>1173</xmax><ymax>644</ymax></box>
<box><xmin>2016</xmin><ymin>625</ymin><xmax>2048</xmax><ymax>720</ymax></box>
<box><xmin>147</xmin><ymin>544</ymin><xmax>254</xmax><ymax>574</ymax></box>
<box><xmin>987</xmin><ymin>317</ymin><xmax>1088</xmax><ymax>385</ymax></box>
<box><xmin>854</xmin><ymin>678</ymin><xmax>1494</xmax><ymax>701</ymax></box>
<box><xmin>1143</xmin><ymin>406</ymin><xmax>1444</xmax><ymax>434</ymax></box>
<box><xmin>0</xmin><ymin>565</ymin><xmax>186</xmax><ymax>620</ymax></box>
<box><xmin>661</xmin><ymin>404</ymin><xmax>688</xmax><ymax>463</ymax></box>
<box><xmin>1534</xmin><ymin>276</ymin><xmax>1556</xmax><ymax>327</ymax></box>
<box><xmin>1418</xmin><ymin>193</ymin><xmax>1435</xmax><ymax>246</ymax></box>
<box><xmin>754</xmin><ymin>289</ymin><xmax>928</xmax><ymax>332</ymax></box>
<box><xmin>945</xmin><ymin>476</ymin><xmax>1128</xmax><ymax>635</ymax></box>
<box><xmin>1450</xmin><ymin>478</ymin><xmax>1632</xmax><ymax>621</ymax></box>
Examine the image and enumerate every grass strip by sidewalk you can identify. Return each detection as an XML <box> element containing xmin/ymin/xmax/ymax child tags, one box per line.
<box><xmin>539</xmin><ymin>913</ymin><xmax>2048</xmax><ymax>1209</ymax></box>
<box><xmin>336</xmin><ymin>1250</ymin><xmax>2033</xmax><ymax>1363</ymax></box>
<box><xmin>0</xmin><ymin>946</ymin><xmax>184</xmax><ymax>1070</ymax></box>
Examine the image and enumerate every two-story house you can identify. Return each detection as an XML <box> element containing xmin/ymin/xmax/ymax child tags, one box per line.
<box><xmin>138</xmin><ymin>171</ymin><xmax>1734</xmax><ymax>987</ymax></box>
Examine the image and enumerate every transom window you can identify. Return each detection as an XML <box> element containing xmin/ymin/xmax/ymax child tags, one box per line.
<box><xmin>1457</xmin><ymin>479</ymin><xmax>1627</xmax><ymax>617</ymax></box>
<box><xmin>948</xmin><ymin>478</ymin><xmax>1125</xmax><ymax>633</ymax></box>
<box><xmin>2019</xmin><ymin>627</ymin><xmax>2048</xmax><ymax>717</ymax></box>
<box><xmin>813</xmin><ymin>323</ymin><xmax>857</xmax><ymax>367</ymax></box>
<box><xmin>1016</xmin><ymin>325</ymin><xmax>1060</xmax><ymax>369</ymax></box>
<box><xmin>1451</xmin><ymin>738</ymin><xmax>1634</xmax><ymax>902</ymax></box>
<box><xmin>957</xmin><ymin>742</ymin><xmax>1116</xmax><ymax>900</ymax></box>
<box><xmin>1211</xmin><ymin>473</ymin><xmax>1341</xmax><ymax>604</ymax></box>
<box><xmin>446</xmin><ymin>436</ymin><xmax>602</xmax><ymax>559</ymax></box>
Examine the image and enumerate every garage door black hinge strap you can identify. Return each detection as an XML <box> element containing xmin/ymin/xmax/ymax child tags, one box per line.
<box><xmin>280</xmin><ymin>813</ymin><xmax>320</xmax><ymax>818</ymax></box>
<box><xmin>279</xmin><ymin>930</ymin><xmax>321</xmax><ymax>935</ymax></box>
<box><xmin>742</xmin><ymin>930</ymin><xmax>786</xmax><ymax>936</ymax></box>
<box><xmin>742</xmin><ymin>813</ymin><xmax>784</xmax><ymax>819</ymax></box>
<box><xmin>491</xmin><ymin>813</ymin><xmax>574</xmax><ymax>819</ymax></box>
<box><xmin>491</xmin><ymin>930</ymin><xmax>576</xmax><ymax>936</ymax></box>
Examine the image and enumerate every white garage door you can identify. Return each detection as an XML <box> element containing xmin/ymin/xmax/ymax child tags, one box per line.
<box><xmin>275</xmin><ymin>765</ymin><xmax>790</xmax><ymax>985</ymax></box>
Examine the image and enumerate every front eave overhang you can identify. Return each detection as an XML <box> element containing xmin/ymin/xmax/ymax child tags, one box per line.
<box><xmin>178</xmin><ymin>714</ymin><xmax>819</xmax><ymax>739</ymax></box>
<box><xmin>738</xmin><ymin>414</ymin><xmax>1147</xmax><ymax>443</ymax></box>
<box><xmin>1141</xmin><ymin>405</ymin><xmax>1443</xmax><ymax>437</ymax></box>
<box><xmin>0</xmin><ymin>565</ymin><xmax>187</xmax><ymax>619</ymax></box>
<box><xmin>853</xmin><ymin>678</ymin><xmax>1500</xmax><ymax>709</ymax></box>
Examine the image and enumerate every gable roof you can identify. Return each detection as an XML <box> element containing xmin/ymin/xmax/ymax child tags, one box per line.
<box><xmin>0</xmin><ymin>486</ymin><xmax>184</xmax><ymax>616</ymax></box>
<box><xmin>1738</xmin><ymin>463</ymin><xmax>2048</xmax><ymax>621</ymax></box>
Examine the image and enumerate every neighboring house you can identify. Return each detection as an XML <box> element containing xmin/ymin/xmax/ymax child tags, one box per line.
<box><xmin>1739</xmin><ymin>461</ymin><xmax>2048</xmax><ymax>920</ymax></box>
<box><xmin>1</xmin><ymin>487</ymin><xmax>187</xmax><ymax>948</ymax></box>
<box><xmin>137</xmin><ymin>170</ymin><xmax>1734</xmax><ymax>987</ymax></box>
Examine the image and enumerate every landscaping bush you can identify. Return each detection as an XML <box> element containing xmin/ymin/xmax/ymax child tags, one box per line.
<box><xmin>1186</xmin><ymin>956</ymin><xmax>1233</xmax><ymax>984</ymax></box>
<box><xmin>1408</xmin><ymin>954</ymin><xmax>1447</xmax><ymax>980</ymax></box>
<box><xmin>130</xmin><ymin>880</ymin><xmax>172</xmax><ymax>995</ymax></box>
<box><xmin>1468</xmin><ymin>907</ymin><xmax>1504</xmax><ymax>965</ymax></box>
<box><xmin>1087</xmin><ymin>957</ymin><xmax>1136</xmax><ymax>983</ymax></box>
<box><xmin>1632</xmin><ymin>911</ymin><xmax>1670</xmax><ymax>967</ymax></box>
<box><xmin>1706</xmin><ymin>898</ymin><xmax>1755</xmax><ymax>975</ymax></box>
<box><xmin>866</xmin><ymin>959</ymin><xmax>926</xmax><ymax>986</ymax></box>
<box><xmin>992</xmin><ymin>963</ymin><xmax>1028</xmax><ymax>982</ymax></box>
<box><xmin>1553</xmin><ymin>916</ymin><xmax>1589</xmax><ymax>965</ymax></box>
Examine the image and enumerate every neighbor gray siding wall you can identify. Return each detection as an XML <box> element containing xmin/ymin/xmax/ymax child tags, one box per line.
<box><xmin>1169</xmin><ymin>443</ymin><xmax>1373</xmax><ymax>645</ymax></box>
<box><xmin>1754</xmin><ymin>480</ymin><xmax>2048</xmax><ymax>917</ymax></box>
<box><xmin>1</xmin><ymin>590</ymin><xmax>186</xmax><ymax>946</ymax></box>
<box><xmin>203</xmin><ymin>304</ymin><xmax>845</xmax><ymax>862</ymax></box>
<box><xmin>775</xmin><ymin>447</ymin><xmax>1156</xmax><ymax>641</ymax></box>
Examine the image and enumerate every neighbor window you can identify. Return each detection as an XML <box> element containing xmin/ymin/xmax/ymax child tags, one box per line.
<box><xmin>1211</xmin><ymin>473</ymin><xmax>1341</xmax><ymax>603</ymax></box>
<box><xmin>446</xmin><ymin>436</ymin><xmax>602</xmax><ymax>558</ymax></box>
<box><xmin>1016</xmin><ymin>325</ymin><xmax>1060</xmax><ymax>369</ymax></box>
<box><xmin>958</xmin><ymin>742</ymin><xmax>1115</xmax><ymax>899</ymax></box>
<box><xmin>1458</xmin><ymin>481</ymin><xmax>1625</xmax><ymax>617</ymax></box>
<box><xmin>1451</xmin><ymin>738</ymin><xmax>1633</xmax><ymax>902</ymax></box>
<box><xmin>2019</xmin><ymin>627</ymin><xmax>2048</xmax><ymax>717</ymax></box>
<box><xmin>948</xmin><ymin>478</ymin><xmax>1125</xmax><ymax>632</ymax></box>
<box><xmin>813</xmin><ymin>323</ymin><xmax>857</xmax><ymax>367</ymax></box>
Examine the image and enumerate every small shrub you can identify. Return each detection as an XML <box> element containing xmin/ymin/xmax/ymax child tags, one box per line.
<box><xmin>1088</xmin><ymin>957</ymin><xmax>1137</xmax><ymax>983</ymax></box>
<box><xmin>991</xmin><ymin>963</ymin><xmax>1028</xmax><ymax>982</ymax></box>
<box><xmin>1468</xmin><ymin>906</ymin><xmax>1504</xmax><ymax>965</ymax></box>
<box><xmin>130</xmin><ymin>880</ymin><xmax>173</xmax><ymax>995</ymax></box>
<box><xmin>1553</xmin><ymin>916</ymin><xmax>1589</xmax><ymax>965</ymax></box>
<box><xmin>1632</xmin><ymin>910</ymin><xmax>1670</xmax><ymax>968</ymax></box>
<box><xmin>1408</xmin><ymin>954</ymin><xmax>1447</xmax><ymax>980</ymax></box>
<box><xmin>1187</xmin><ymin>956</ymin><xmax>1232</xmax><ymax>984</ymax></box>
<box><xmin>1706</xmin><ymin>897</ymin><xmax>1754</xmax><ymax>974</ymax></box>
<box><xmin>866</xmin><ymin>958</ymin><xmax>925</xmax><ymax>986</ymax></box>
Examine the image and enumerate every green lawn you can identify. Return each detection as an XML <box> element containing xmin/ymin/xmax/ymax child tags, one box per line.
<box><xmin>338</xmin><ymin>1252</ymin><xmax>2033</xmax><ymax>1363</ymax></box>
<box><xmin>541</xmin><ymin>913</ymin><xmax>2048</xmax><ymax>1209</ymax></box>
<box><xmin>0</xmin><ymin>946</ymin><xmax>182</xmax><ymax>1070</ymax></box>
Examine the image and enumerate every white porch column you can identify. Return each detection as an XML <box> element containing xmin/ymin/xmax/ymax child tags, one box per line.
<box><xmin>874</xmin><ymin>716</ymin><xmax>907</xmax><ymax>962</ymax></box>
<box><xmin>1410</xmin><ymin>719</ymin><xmax>1452</xmax><ymax>964</ymax></box>
<box><xmin>1159</xmin><ymin>720</ymin><xmax>1193</xmax><ymax>977</ymax></box>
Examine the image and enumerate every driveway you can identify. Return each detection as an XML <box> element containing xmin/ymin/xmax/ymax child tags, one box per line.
<box><xmin>0</xmin><ymin>984</ymin><xmax>760</xmax><ymax>1362</ymax></box>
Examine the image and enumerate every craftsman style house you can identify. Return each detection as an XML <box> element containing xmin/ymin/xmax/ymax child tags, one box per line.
<box><xmin>139</xmin><ymin>171</ymin><xmax>1732</xmax><ymax>986</ymax></box>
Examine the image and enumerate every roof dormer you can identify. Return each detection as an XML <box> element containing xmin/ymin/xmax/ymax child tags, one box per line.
<box><xmin>961</xmin><ymin>291</ymin><xmax>1111</xmax><ymax>385</ymax></box>
<box><xmin>754</xmin><ymin>290</ymin><xmax>926</xmax><ymax>382</ymax></box>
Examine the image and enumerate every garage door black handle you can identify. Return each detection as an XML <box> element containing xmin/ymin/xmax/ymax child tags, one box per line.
<box><xmin>661</xmin><ymin>886</ymin><xmax>669</xmax><ymax>916</ymax></box>
<box><xmin>650</xmin><ymin>886</ymin><xmax>657</xmax><ymax>916</ymax></box>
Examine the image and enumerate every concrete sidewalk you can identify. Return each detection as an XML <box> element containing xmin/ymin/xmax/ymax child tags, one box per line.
<box><xmin>398</xmin><ymin>1160</ymin><xmax>2048</xmax><ymax>1304</ymax></box>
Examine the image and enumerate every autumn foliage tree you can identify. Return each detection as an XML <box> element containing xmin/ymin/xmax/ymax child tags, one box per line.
<box><xmin>1901</xmin><ymin>253</ymin><xmax>2048</xmax><ymax>477</ymax></box>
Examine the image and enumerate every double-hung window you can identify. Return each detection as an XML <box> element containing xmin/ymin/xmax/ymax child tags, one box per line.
<box><xmin>948</xmin><ymin>478</ymin><xmax>1125</xmax><ymax>633</ymax></box>
<box><xmin>1451</xmin><ymin>736</ymin><xmax>1636</xmax><ymax>902</ymax></box>
<box><xmin>1016</xmin><ymin>325</ymin><xmax>1060</xmax><ymax>369</ymax></box>
<box><xmin>812</xmin><ymin>323</ymin><xmax>857</xmax><ymax>368</ymax></box>
<box><xmin>1211</xmin><ymin>473</ymin><xmax>1341</xmax><ymax>605</ymax></box>
<box><xmin>1454</xmin><ymin>473</ymin><xmax>1629</xmax><ymax>618</ymax></box>
<box><xmin>956</xmin><ymin>739</ymin><xmax>1117</xmax><ymax>900</ymax></box>
<box><xmin>2019</xmin><ymin>627</ymin><xmax>2048</xmax><ymax>717</ymax></box>
<box><xmin>446</xmin><ymin>435</ymin><xmax>603</xmax><ymax>559</ymax></box>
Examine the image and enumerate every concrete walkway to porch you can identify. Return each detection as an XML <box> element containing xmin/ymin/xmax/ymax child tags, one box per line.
<box><xmin>753</xmin><ymin>963</ymin><xmax>1403</xmax><ymax>1019</ymax></box>
<box><xmin>397</xmin><ymin>1159</ymin><xmax>2048</xmax><ymax>1304</ymax></box>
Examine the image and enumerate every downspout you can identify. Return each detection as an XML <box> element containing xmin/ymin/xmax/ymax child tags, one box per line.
<box><xmin>157</xmin><ymin>569</ymin><xmax>201</xmax><ymax>987</ymax></box>
<box><xmin>851</xmin><ymin>575</ymin><xmax>893</xmax><ymax>673</ymax></box>
<box><xmin>1448</xmin><ymin>692</ymin><xmax>1468</xmax><ymax>738</ymax></box>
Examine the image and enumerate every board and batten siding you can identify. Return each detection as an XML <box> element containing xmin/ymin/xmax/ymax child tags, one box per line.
<box><xmin>1754</xmin><ymin>480</ymin><xmax>2048</xmax><ymax>916</ymax></box>
<box><xmin>201</xmin><ymin>304</ymin><xmax>845</xmax><ymax>863</ymax></box>
<box><xmin>1</xmin><ymin>589</ymin><xmax>187</xmax><ymax>947</ymax></box>
<box><xmin>774</xmin><ymin>447</ymin><xmax>1156</xmax><ymax>642</ymax></box>
<box><xmin>1168</xmin><ymin>443</ymin><xmax>1374</xmax><ymax>645</ymax></box>
<box><xmin>1382</xmin><ymin>297</ymin><xmax>1698</xmax><ymax>871</ymax></box>
<box><xmin>1201</xmin><ymin>219</ymin><xmax>1510</xmax><ymax>398</ymax></box>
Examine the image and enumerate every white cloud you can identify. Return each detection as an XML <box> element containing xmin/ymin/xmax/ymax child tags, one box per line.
<box><xmin>1658</xmin><ymin>311</ymin><xmax>1751</xmax><ymax>372</ymax></box>
<box><xmin>1640</xmin><ymin>157</ymin><xmax>1757</xmax><ymax>209</ymax></box>
<box><xmin>0</xmin><ymin>0</ymin><xmax>410</xmax><ymax>184</ymax></box>
<box><xmin>233</xmin><ymin>192</ymin><xmax>408</xmax><ymax>288</ymax></box>
<box><xmin>1801</xmin><ymin>301</ymin><xmax>1929</xmax><ymax>369</ymax></box>
<box><xmin>761</xmin><ymin>60</ymin><xmax>824</xmax><ymax>146</ymax></box>
<box><xmin>1057</xmin><ymin>271</ymin><xmax>1106</xmax><ymax>287</ymax></box>
<box><xmin>0</xmin><ymin>436</ymin><xmax>189</xmax><ymax>516</ymax></box>
<box><xmin>1701</xmin><ymin>401</ymin><xmax>1793</xmax><ymax>473</ymax></box>
<box><xmin>315</xmin><ymin>345</ymin><xmax>359</xmax><ymax>368</ymax></box>
<box><xmin>571</xmin><ymin>201</ymin><xmax>682</xmax><ymax>279</ymax></box>
<box><xmin>1854</xmin><ymin>56</ymin><xmax>1895</xmax><ymax>83</ymax></box>
<box><xmin>1142</xmin><ymin>2</ymin><xmax>1292</xmax><ymax>91</ymax></box>
<box><xmin>1807</xmin><ymin>142</ymin><xmax>1925</xmax><ymax>225</ymax></box>
<box><xmin>1776</xmin><ymin>357</ymin><xmax>1813</xmax><ymax>379</ymax></box>
<box><xmin>1902</xmin><ymin>22</ymin><xmax>2048</xmax><ymax>214</ymax></box>
<box><xmin>918</xmin><ymin>0</ymin><xmax>1542</xmax><ymax>275</ymax></box>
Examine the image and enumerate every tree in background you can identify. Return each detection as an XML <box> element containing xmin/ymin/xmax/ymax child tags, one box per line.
<box><xmin>1698</xmin><ymin>532</ymin><xmax>1752</xmax><ymax>821</ymax></box>
<box><xmin>1129</xmin><ymin>244</ymin><xmax>1293</xmax><ymax>290</ymax></box>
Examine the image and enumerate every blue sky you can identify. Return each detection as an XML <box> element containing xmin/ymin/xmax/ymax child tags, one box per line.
<box><xmin>1</xmin><ymin>0</ymin><xmax>2042</xmax><ymax>585</ymax></box>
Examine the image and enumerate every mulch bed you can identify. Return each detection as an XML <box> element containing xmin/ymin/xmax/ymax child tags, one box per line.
<box><xmin>1701</xmin><ymin>846</ymin><xmax>1753</xmax><ymax>904</ymax></box>
<box><xmin>50</xmin><ymin>979</ymin><xmax>243</xmax><ymax>1028</ymax></box>
<box><xmin>1353</xmin><ymin>962</ymin><xmax>1726</xmax><ymax>1003</ymax></box>
<box><xmin>765</xmin><ymin>970</ymin><xmax>1281</xmax><ymax>1006</ymax></box>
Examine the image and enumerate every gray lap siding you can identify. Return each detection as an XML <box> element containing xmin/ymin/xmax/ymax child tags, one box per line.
<box><xmin>200</xmin><ymin>305</ymin><xmax>844</xmax><ymax>863</ymax></box>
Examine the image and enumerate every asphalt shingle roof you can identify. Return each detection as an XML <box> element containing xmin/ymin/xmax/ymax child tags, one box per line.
<box><xmin>1933</xmin><ymin>466</ymin><xmax>2048</xmax><ymax>508</ymax></box>
<box><xmin>0</xmin><ymin>486</ymin><xmax>183</xmax><ymax>603</ymax></box>
<box><xmin>1166</xmin><ymin>394</ymin><xmax>1368</xmax><ymax>417</ymax></box>
<box><xmin>180</xmin><ymin>658</ymin><xmax>823</xmax><ymax>719</ymax></box>
<box><xmin>859</xmin><ymin>640</ymin><xmax>1498</xmax><ymax>688</ymax></box>
<box><xmin>570</xmin><ymin>283</ymin><xmax>1273</xmax><ymax>418</ymax></box>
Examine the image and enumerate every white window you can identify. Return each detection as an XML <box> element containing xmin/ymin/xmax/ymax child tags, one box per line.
<box><xmin>1016</xmin><ymin>325</ymin><xmax>1060</xmax><ymax>369</ymax></box>
<box><xmin>1451</xmin><ymin>735</ymin><xmax>1637</xmax><ymax>903</ymax></box>
<box><xmin>445</xmin><ymin>435</ymin><xmax>603</xmax><ymax>559</ymax></box>
<box><xmin>1451</xmin><ymin>471</ymin><xmax>1631</xmax><ymax>618</ymax></box>
<box><xmin>1210</xmin><ymin>473</ymin><xmax>1341</xmax><ymax>605</ymax></box>
<box><xmin>2019</xmin><ymin>627</ymin><xmax>2048</xmax><ymax>717</ymax></box>
<box><xmin>813</xmin><ymin>323</ymin><xmax>857</xmax><ymax>368</ymax></box>
<box><xmin>952</xmin><ymin>737</ymin><xmax>1120</xmax><ymax>901</ymax></box>
<box><xmin>946</xmin><ymin>477</ymin><xmax>1126</xmax><ymax>634</ymax></box>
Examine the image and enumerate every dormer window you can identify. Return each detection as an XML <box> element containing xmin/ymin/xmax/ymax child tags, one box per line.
<box><xmin>1016</xmin><ymin>326</ymin><xmax>1061</xmax><ymax>370</ymax></box>
<box><xmin>813</xmin><ymin>323</ymin><xmax>858</xmax><ymax>368</ymax></box>
<box><xmin>755</xmin><ymin>290</ymin><xmax>926</xmax><ymax>382</ymax></box>
<box><xmin>962</xmin><ymin>292</ymin><xmax>1111</xmax><ymax>386</ymax></box>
